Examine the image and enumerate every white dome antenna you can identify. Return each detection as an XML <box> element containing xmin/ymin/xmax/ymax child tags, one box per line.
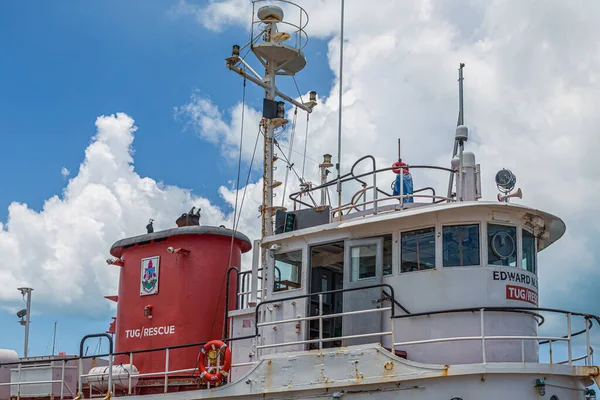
<box><xmin>257</xmin><ymin>5</ymin><xmax>284</xmax><ymax>22</ymax></box>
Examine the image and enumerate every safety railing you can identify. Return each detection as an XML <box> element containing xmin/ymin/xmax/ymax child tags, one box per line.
<box><xmin>254</xmin><ymin>284</ymin><xmax>397</xmax><ymax>357</ymax></box>
<box><xmin>392</xmin><ymin>306</ymin><xmax>598</xmax><ymax>366</ymax></box>
<box><xmin>288</xmin><ymin>155</ymin><xmax>456</xmax><ymax>220</ymax></box>
<box><xmin>3</xmin><ymin>295</ymin><xmax>599</xmax><ymax>398</ymax></box>
<box><xmin>0</xmin><ymin>360</ymin><xmax>76</xmax><ymax>399</ymax></box>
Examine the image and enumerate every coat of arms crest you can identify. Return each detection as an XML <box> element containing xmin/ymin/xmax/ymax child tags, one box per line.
<box><xmin>140</xmin><ymin>256</ymin><xmax>160</xmax><ymax>295</ymax></box>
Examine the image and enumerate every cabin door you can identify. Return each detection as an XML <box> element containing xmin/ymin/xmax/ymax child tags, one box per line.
<box><xmin>342</xmin><ymin>238</ymin><xmax>384</xmax><ymax>346</ymax></box>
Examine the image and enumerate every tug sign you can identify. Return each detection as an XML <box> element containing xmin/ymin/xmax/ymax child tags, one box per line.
<box><xmin>125</xmin><ymin>325</ymin><xmax>176</xmax><ymax>338</ymax></box>
<box><xmin>506</xmin><ymin>285</ymin><xmax>537</xmax><ymax>305</ymax></box>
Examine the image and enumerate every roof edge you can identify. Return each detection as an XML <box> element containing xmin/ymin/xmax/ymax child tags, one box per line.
<box><xmin>110</xmin><ymin>225</ymin><xmax>252</xmax><ymax>257</ymax></box>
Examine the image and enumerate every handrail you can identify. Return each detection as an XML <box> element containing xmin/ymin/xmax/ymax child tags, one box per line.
<box><xmin>382</xmin><ymin>289</ymin><xmax>410</xmax><ymax>315</ymax></box>
<box><xmin>331</xmin><ymin>194</ymin><xmax>454</xmax><ymax>218</ymax></box>
<box><xmin>255</xmin><ymin>283</ymin><xmax>396</xmax><ymax>337</ymax></box>
<box><xmin>4</xmin><ymin>294</ymin><xmax>600</xmax><ymax>397</ymax></box>
<box><xmin>224</xmin><ymin>266</ymin><xmax>240</xmax><ymax>338</ymax></box>
<box><xmin>393</xmin><ymin>306</ymin><xmax>598</xmax><ymax>366</ymax></box>
<box><xmin>289</xmin><ymin>162</ymin><xmax>457</xmax><ymax>215</ymax></box>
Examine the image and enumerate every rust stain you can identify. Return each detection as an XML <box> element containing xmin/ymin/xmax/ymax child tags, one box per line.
<box><xmin>383</xmin><ymin>361</ymin><xmax>395</xmax><ymax>377</ymax></box>
<box><xmin>265</xmin><ymin>359</ymin><xmax>273</xmax><ymax>390</ymax></box>
<box><xmin>441</xmin><ymin>364</ymin><xmax>449</xmax><ymax>377</ymax></box>
<box><xmin>352</xmin><ymin>360</ymin><xmax>363</xmax><ymax>381</ymax></box>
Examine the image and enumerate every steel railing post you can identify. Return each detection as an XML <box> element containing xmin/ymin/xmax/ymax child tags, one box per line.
<box><xmin>391</xmin><ymin>313</ymin><xmax>396</xmax><ymax>354</ymax></box>
<box><xmin>77</xmin><ymin>358</ymin><xmax>82</xmax><ymax>398</ymax></box>
<box><xmin>549</xmin><ymin>340</ymin><xmax>553</xmax><ymax>364</ymax></box>
<box><xmin>128</xmin><ymin>352</ymin><xmax>133</xmax><ymax>395</ymax></box>
<box><xmin>164</xmin><ymin>348</ymin><xmax>170</xmax><ymax>393</ymax></box>
<box><xmin>521</xmin><ymin>340</ymin><xmax>525</xmax><ymax>363</ymax></box>
<box><xmin>567</xmin><ymin>313</ymin><xmax>572</xmax><ymax>365</ymax></box>
<box><xmin>60</xmin><ymin>360</ymin><xmax>66</xmax><ymax>399</ymax></box>
<box><xmin>318</xmin><ymin>294</ymin><xmax>323</xmax><ymax>350</ymax></box>
<box><xmin>108</xmin><ymin>351</ymin><xmax>113</xmax><ymax>396</ymax></box>
<box><xmin>17</xmin><ymin>362</ymin><xmax>22</xmax><ymax>400</ymax></box>
<box><xmin>586</xmin><ymin>317</ymin><xmax>591</xmax><ymax>366</ymax></box>
<box><xmin>480</xmin><ymin>308</ymin><xmax>486</xmax><ymax>364</ymax></box>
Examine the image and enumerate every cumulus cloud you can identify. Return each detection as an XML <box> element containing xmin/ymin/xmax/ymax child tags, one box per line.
<box><xmin>0</xmin><ymin>113</ymin><xmax>241</xmax><ymax>315</ymax></box>
<box><xmin>175</xmin><ymin>0</ymin><xmax>600</xmax><ymax>316</ymax></box>
<box><xmin>4</xmin><ymin>0</ymin><xmax>600</xmax><ymax>323</ymax></box>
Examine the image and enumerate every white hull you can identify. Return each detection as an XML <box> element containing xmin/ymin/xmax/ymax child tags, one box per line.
<box><xmin>122</xmin><ymin>345</ymin><xmax>595</xmax><ymax>400</ymax></box>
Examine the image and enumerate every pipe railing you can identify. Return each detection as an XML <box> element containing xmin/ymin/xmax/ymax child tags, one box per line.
<box><xmin>254</xmin><ymin>283</ymin><xmax>397</xmax><ymax>357</ymax></box>
<box><xmin>289</xmin><ymin>162</ymin><xmax>456</xmax><ymax>215</ymax></box>
<box><xmin>3</xmin><ymin>294</ymin><xmax>599</xmax><ymax>397</ymax></box>
<box><xmin>393</xmin><ymin>307</ymin><xmax>597</xmax><ymax>366</ymax></box>
<box><xmin>0</xmin><ymin>360</ymin><xmax>75</xmax><ymax>399</ymax></box>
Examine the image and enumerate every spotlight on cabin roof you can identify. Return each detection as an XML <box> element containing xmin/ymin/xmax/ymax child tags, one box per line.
<box><xmin>495</xmin><ymin>168</ymin><xmax>516</xmax><ymax>192</ymax></box>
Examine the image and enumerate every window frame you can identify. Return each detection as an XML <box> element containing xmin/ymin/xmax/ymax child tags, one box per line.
<box><xmin>521</xmin><ymin>227</ymin><xmax>537</xmax><ymax>275</ymax></box>
<box><xmin>399</xmin><ymin>225</ymin><xmax>437</xmax><ymax>274</ymax></box>
<box><xmin>486</xmin><ymin>222</ymin><xmax>520</xmax><ymax>268</ymax></box>
<box><xmin>346</xmin><ymin>238</ymin><xmax>383</xmax><ymax>282</ymax></box>
<box><xmin>362</xmin><ymin>233</ymin><xmax>394</xmax><ymax>277</ymax></box>
<box><xmin>272</xmin><ymin>247</ymin><xmax>305</xmax><ymax>295</ymax></box>
<box><xmin>441</xmin><ymin>222</ymin><xmax>482</xmax><ymax>268</ymax></box>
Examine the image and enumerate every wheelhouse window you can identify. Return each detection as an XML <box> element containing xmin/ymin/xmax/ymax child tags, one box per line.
<box><xmin>350</xmin><ymin>244</ymin><xmax>377</xmax><ymax>281</ymax></box>
<box><xmin>273</xmin><ymin>250</ymin><xmax>302</xmax><ymax>292</ymax></box>
<box><xmin>488</xmin><ymin>224</ymin><xmax>517</xmax><ymax>267</ymax></box>
<box><xmin>401</xmin><ymin>227</ymin><xmax>435</xmax><ymax>272</ymax></box>
<box><xmin>443</xmin><ymin>224</ymin><xmax>480</xmax><ymax>267</ymax></box>
<box><xmin>522</xmin><ymin>229</ymin><xmax>536</xmax><ymax>274</ymax></box>
<box><xmin>383</xmin><ymin>234</ymin><xmax>393</xmax><ymax>275</ymax></box>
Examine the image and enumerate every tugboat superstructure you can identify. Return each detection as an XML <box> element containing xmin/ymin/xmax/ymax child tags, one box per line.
<box><xmin>1</xmin><ymin>2</ymin><xmax>599</xmax><ymax>400</ymax></box>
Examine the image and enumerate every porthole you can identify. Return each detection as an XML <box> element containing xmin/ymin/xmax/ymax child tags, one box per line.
<box><xmin>550</xmin><ymin>395</ymin><xmax>559</xmax><ymax>400</ymax></box>
<box><xmin>491</xmin><ymin>231</ymin><xmax>515</xmax><ymax>259</ymax></box>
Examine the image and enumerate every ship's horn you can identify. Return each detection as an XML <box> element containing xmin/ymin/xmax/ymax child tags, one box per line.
<box><xmin>498</xmin><ymin>188</ymin><xmax>522</xmax><ymax>202</ymax></box>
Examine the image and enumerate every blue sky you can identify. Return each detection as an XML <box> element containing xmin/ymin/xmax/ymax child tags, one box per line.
<box><xmin>0</xmin><ymin>0</ymin><xmax>332</xmax><ymax>356</ymax></box>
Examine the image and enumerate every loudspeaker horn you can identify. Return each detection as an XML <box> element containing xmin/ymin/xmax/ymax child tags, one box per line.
<box><xmin>498</xmin><ymin>187</ymin><xmax>522</xmax><ymax>202</ymax></box>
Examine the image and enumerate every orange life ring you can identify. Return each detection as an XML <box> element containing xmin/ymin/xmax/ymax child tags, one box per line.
<box><xmin>198</xmin><ymin>340</ymin><xmax>232</xmax><ymax>383</ymax></box>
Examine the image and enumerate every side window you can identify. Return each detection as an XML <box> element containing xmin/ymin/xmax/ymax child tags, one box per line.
<box><xmin>383</xmin><ymin>234</ymin><xmax>393</xmax><ymax>275</ymax></box>
<box><xmin>350</xmin><ymin>244</ymin><xmax>378</xmax><ymax>281</ymax></box>
<box><xmin>522</xmin><ymin>229</ymin><xmax>536</xmax><ymax>274</ymax></box>
<box><xmin>401</xmin><ymin>227</ymin><xmax>435</xmax><ymax>272</ymax></box>
<box><xmin>443</xmin><ymin>224</ymin><xmax>480</xmax><ymax>267</ymax></box>
<box><xmin>488</xmin><ymin>224</ymin><xmax>517</xmax><ymax>267</ymax></box>
<box><xmin>273</xmin><ymin>250</ymin><xmax>302</xmax><ymax>292</ymax></box>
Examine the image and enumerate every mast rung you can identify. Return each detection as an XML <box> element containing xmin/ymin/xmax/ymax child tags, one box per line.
<box><xmin>270</xmin><ymin>181</ymin><xmax>282</xmax><ymax>188</ymax></box>
<box><xmin>270</xmin><ymin>118</ymin><xmax>288</xmax><ymax>128</ymax></box>
<box><xmin>266</xmin><ymin>206</ymin><xmax>287</xmax><ymax>213</ymax></box>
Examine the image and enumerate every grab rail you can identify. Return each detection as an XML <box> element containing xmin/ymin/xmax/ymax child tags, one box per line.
<box><xmin>392</xmin><ymin>306</ymin><xmax>598</xmax><ymax>366</ymax></box>
<box><xmin>3</xmin><ymin>290</ymin><xmax>599</xmax><ymax>397</ymax></box>
<box><xmin>289</xmin><ymin>161</ymin><xmax>457</xmax><ymax>218</ymax></box>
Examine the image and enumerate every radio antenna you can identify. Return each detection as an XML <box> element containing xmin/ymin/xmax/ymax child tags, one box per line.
<box><xmin>447</xmin><ymin>63</ymin><xmax>465</xmax><ymax>200</ymax></box>
<box><xmin>336</xmin><ymin>0</ymin><xmax>345</xmax><ymax>220</ymax></box>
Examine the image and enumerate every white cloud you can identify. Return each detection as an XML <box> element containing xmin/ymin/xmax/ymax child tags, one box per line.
<box><xmin>176</xmin><ymin>0</ymin><xmax>600</xmax><ymax>314</ymax></box>
<box><xmin>4</xmin><ymin>0</ymin><xmax>600</xmax><ymax>322</ymax></box>
<box><xmin>170</xmin><ymin>0</ymin><xmax>252</xmax><ymax>32</ymax></box>
<box><xmin>60</xmin><ymin>167</ymin><xmax>70</xmax><ymax>178</ymax></box>
<box><xmin>0</xmin><ymin>113</ymin><xmax>241</xmax><ymax>315</ymax></box>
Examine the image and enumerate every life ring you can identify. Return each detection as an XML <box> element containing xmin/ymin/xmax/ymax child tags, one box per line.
<box><xmin>392</xmin><ymin>161</ymin><xmax>408</xmax><ymax>174</ymax></box>
<box><xmin>198</xmin><ymin>340</ymin><xmax>232</xmax><ymax>383</ymax></box>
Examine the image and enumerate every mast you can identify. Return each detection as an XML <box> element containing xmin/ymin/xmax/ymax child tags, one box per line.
<box><xmin>447</xmin><ymin>63</ymin><xmax>465</xmax><ymax>200</ymax></box>
<box><xmin>52</xmin><ymin>321</ymin><xmax>57</xmax><ymax>356</ymax></box>
<box><xmin>336</xmin><ymin>0</ymin><xmax>345</xmax><ymax>219</ymax></box>
<box><xmin>225</xmin><ymin>1</ymin><xmax>316</xmax><ymax>292</ymax></box>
